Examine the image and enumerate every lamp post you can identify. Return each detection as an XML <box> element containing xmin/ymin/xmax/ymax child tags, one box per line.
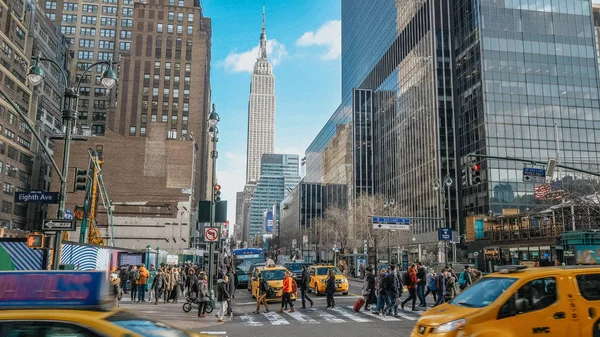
<box><xmin>28</xmin><ymin>56</ymin><xmax>118</xmax><ymax>270</ymax></box>
<box><xmin>434</xmin><ymin>174</ymin><xmax>453</xmax><ymax>265</ymax></box>
<box><xmin>207</xmin><ymin>103</ymin><xmax>219</xmax><ymax>295</ymax></box>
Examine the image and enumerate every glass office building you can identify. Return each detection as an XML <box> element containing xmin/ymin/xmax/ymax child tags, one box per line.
<box><xmin>456</xmin><ymin>0</ymin><xmax>600</xmax><ymax>217</ymax></box>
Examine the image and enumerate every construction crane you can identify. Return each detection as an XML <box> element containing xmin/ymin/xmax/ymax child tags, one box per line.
<box><xmin>78</xmin><ymin>150</ymin><xmax>115</xmax><ymax>246</ymax></box>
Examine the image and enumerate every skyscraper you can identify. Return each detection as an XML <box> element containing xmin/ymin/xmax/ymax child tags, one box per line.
<box><xmin>245</xmin><ymin>8</ymin><xmax>275</xmax><ymax>184</ymax></box>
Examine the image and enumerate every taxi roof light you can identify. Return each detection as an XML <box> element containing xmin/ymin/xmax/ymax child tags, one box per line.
<box><xmin>494</xmin><ymin>265</ymin><xmax>528</xmax><ymax>274</ymax></box>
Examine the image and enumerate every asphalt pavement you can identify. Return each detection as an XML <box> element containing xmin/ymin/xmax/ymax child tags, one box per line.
<box><xmin>120</xmin><ymin>280</ymin><xmax>428</xmax><ymax>337</ymax></box>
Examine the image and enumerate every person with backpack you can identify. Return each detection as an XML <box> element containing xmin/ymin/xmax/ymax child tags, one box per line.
<box><xmin>383</xmin><ymin>265</ymin><xmax>401</xmax><ymax>317</ymax></box>
<box><xmin>434</xmin><ymin>269</ymin><xmax>446</xmax><ymax>306</ymax></box>
<box><xmin>416</xmin><ymin>262</ymin><xmax>427</xmax><ymax>307</ymax></box>
<box><xmin>425</xmin><ymin>268</ymin><xmax>438</xmax><ymax>303</ymax></box>
<box><xmin>458</xmin><ymin>265</ymin><xmax>473</xmax><ymax>291</ymax></box>
<box><xmin>280</xmin><ymin>271</ymin><xmax>296</xmax><ymax>313</ymax></box>
<box><xmin>129</xmin><ymin>265</ymin><xmax>138</xmax><ymax>302</ymax></box>
<box><xmin>401</xmin><ymin>263</ymin><xmax>418</xmax><ymax>311</ymax></box>
<box><xmin>300</xmin><ymin>265</ymin><xmax>313</xmax><ymax>309</ymax></box>
<box><xmin>253</xmin><ymin>272</ymin><xmax>271</xmax><ymax>314</ymax></box>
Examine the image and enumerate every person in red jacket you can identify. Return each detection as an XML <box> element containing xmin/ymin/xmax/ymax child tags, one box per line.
<box><xmin>401</xmin><ymin>263</ymin><xmax>419</xmax><ymax>311</ymax></box>
<box><xmin>280</xmin><ymin>272</ymin><xmax>296</xmax><ymax>313</ymax></box>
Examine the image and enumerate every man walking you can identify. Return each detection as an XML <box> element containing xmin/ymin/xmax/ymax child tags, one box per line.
<box><xmin>136</xmin><ymin>264</ymin><xmax>149</xmax><ymax>303</ymax></box>
<box><xmin>150</xmin><ymin>269</ymin><xmax>164</xmax><ymax>305</ymax></box>
<box><xmin>401</xmin><ymin>263</ymin><xmax>418</xmax><ymax>311</ymax></box>
<box><xmin>416</xmin><ymin>262</ymin><xmax>427</xmax><ymax>307</ymax></box>
<box><xmin>280</xmin><ymin>272</ymin><xmax>296</xmax><ymax>313</ymax></box>
<box><xmin>253</xmin><ymin>272</ymin><xmax>270</xmax><ymax>314</ymax></box>
<box><xmin>216</xmin><ymin>275</ymin><xmax>230</xmax><ymax>323</ymax></box>
<box><xmin>434</xmin><ymin>268</ymin><xmax>447</xmax><ymax>307</ymax></box>
<box><xmin>300</xmin><ymin>266</ymin><xmax>313</xmax><ymax>309</ymax></box>
<box><xmin>384</xmin><ymin>265</ymin><xmax>401</xmax><ymax>317</ymax></box>
<box><xmin>195</xmin><ymin>272</ymin><xmax>210</xmax><ymax>318</ymax></box>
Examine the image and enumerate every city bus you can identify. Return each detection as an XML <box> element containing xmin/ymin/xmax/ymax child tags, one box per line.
<box><xmin>232</xmin><ymin>247</ymin><xmax>264</xmax><ymax>288</ymax></box>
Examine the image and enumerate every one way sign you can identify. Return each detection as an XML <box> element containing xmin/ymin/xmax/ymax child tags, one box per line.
<box><xmin>42</xmin><ymin>219</ymin><xmax>76</xmax><ymax>231</ymax></box>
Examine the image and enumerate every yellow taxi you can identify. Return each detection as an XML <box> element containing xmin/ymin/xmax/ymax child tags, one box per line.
<box><xmin>251</xmin><ymin>265</ymin><xmax>297</xmax><ymax>302</ymax></box>
<box><xmin>411</xmin><ymin>265</ymin><xmax>600</xmax><ymax>337</ymax></box>
<box><xmin>307</xmin><ymin>265</ymin><xmax>349</xmax><ymax>296</ymax></box>
<box><xmin>0</xmin><ymin>270</ymin><xmax>213</xmax><ymax>337</ymax></box>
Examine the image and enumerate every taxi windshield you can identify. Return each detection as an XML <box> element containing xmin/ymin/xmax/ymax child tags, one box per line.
<box><xmin>106</xmin><ymin>310</ymin><xmax>193</xmax><ymax>337</ymax></box>
<box><xmin>286</xmin><ymin>264</ymin><xmax>303</xmax><ymax>271</ymax></box>
<box><xmin>450</xmin><ymin>277</ymin><xmax>517</xmax><ymax>308</ymax></box>
<box><xmin>317</xmin><ymin>267</ymin><xmax>341</xmax><ymax>276</ymax></box>
<box><xmin>261</xmin><ymin>269</ymin><xmax>286</xmax><ymax>280</ymax></box>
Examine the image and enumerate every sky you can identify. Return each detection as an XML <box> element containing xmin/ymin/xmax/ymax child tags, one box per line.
<box><xmin>201</xmin><ymin>0</ymin><xmax>342</xmax><ymax>224</ymax></box>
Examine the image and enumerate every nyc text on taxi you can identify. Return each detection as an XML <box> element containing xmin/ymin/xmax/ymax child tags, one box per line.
<box><xmin>411</xmin><ymin>265</ymin><xmax>600</xmax><ymax>337</ymax></box>
<box><xmin>0</xmin><ymin>270</ymin><xmax>211</xmax><ymax>337</ymax></box>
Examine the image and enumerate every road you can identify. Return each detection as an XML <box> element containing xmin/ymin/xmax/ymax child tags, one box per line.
<box><xmin>121</xmin><ymin>279</ymin><xmax>427</xmax><ymax>337</ymax></box>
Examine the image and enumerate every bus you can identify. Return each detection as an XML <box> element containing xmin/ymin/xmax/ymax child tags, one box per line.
<box><xmin>232</xmin><ymin>247</ymin><xmax>264</xmax><ymax>288</ymax></box>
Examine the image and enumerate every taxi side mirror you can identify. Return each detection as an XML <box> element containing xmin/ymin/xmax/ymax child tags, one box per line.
<box><xmin>515</xmin><ymin>298</ymin><xmax>529</xmax><ymax>313</ymax></box>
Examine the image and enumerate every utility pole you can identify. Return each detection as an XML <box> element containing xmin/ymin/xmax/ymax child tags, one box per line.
<box><xmin>207</xmin><ymin>104</ymin><xmax>220</xmax><ymax>296</ymax></box>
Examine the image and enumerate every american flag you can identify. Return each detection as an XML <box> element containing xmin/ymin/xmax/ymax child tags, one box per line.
<box><xmin>535</xmin><ymin>181</ymin><xmax>563</xmax><ymax>200</ymax></box>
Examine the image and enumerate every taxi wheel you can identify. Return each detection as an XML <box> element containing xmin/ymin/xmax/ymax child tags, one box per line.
<box><xmin>314</xmin><ymin>285</ymin><xmax>322</xmax><ymax>296</ymax></box>
<box><xmin>342</xmin><ymin>292</ymin><xmax>348</xmax><ymax>295</ymax></box>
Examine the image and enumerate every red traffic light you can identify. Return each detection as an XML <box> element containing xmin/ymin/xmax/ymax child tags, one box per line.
<box><xmin>472</xmin><ymin>164</ymin><xmax>481</xmax><ymax>171</ymax></box>
<box><xmin>214</xmin><ymin>184</ymin><xmax>221</xmax><ymax>191</ymax></box>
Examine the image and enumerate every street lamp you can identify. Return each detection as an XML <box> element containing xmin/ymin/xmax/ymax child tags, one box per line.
<box><xmin>434</xmin><ymin>174</ymin><xmax>453</xmax><ymax>265</ymax></box>
<box><xmin>207</xmin><ymin>103</ymin><xmax>219</xmax><ymax>296</ymax></box>
<box><xmin>27</xmin><ymin>55</ymin><xmax>118</xmax><ymax>270</ymax></box>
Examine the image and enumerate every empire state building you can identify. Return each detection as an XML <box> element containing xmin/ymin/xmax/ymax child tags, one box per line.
<box><xmin>245</xmin><ymin>8</ymin><xmax>275</xmax><ymax>184</ymax></box>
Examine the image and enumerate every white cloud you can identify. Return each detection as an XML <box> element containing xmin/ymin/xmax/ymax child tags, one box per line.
<box><xmin>222</xmin><ymin>40</ymin><xmax>288</xmax><ymax>73</ymax></box>
<box><xmin>216</xmin><ymin>152</ymin><xmax>247</xmax><ymax>225</ymax></box>
<box><xmin>296</xmin><ymin>20</ymin><xmax>341</xmax><ymax>60</ymax></box>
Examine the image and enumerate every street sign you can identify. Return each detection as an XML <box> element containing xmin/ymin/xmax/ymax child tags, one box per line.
<box><xmin>204</xmin><ymin>227</ymin><xmax>219</xmax><ymax>242</ymax></box>
<box><xmin>14</xmin><ymin>191</ymin><xmax>59</xmax><ymax>204</ymax></box>
<box><xmin>372</xmin><ymin>216</ymin><xmax>411</xmax><ymax>230</ymax></box>
<box><xmin>523</xmin><ymin>167</ymin><xmax>546</xmax><ymax>183</ymax></box>
<box><xmin>42</xmin><ymin>219</ymin><xmax>76</xmax><ymax>231</ymax></box>
<box><xmin>373</xmin><ymin>223</ymin><xmax>410</xmax><ymax>230</ymax></box>
<box><xmin>363</xmin><ymin>240</ymin><xmax>368</xmax><ymax>254</ymax></box>
<box><xmin>64</xmin><ymin>210</ymin><xmax>74</xmax><ymax>220</ymax></box>
<box><xmin>438</xmin><ymin>228</ymin><xmax>452</xmax><ymax>241</ymax></box>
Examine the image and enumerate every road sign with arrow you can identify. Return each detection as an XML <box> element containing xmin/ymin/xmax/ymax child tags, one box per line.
<box><xmin>42</xmin><ymin>219</ymin><xmax>76</xmax><ymax>231</ymax></box>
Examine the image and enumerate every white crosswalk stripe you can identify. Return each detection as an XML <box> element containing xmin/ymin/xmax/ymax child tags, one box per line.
<box><xmin>329</xmin><ymin>307</ymin><xmax>371</xmax><ymax>322</ymax></box>
<box><xmin>240</xmin><ymin>313</ymin><xmax>263</xmax><ymax>326</ymax></box>
<box><xmin>307</xmin><ymin>308</ymin><xmax>345</xmax><ymax>323</ymax></box>
<box><xmin>262</xmin><ymin>311</ymin><xmax>289</xmax><ymax>325</ymax></box>
<box><xmin>347</xmin><ymin>306</ymin><xmax>398</xmax><ymax>321</ymax></box>
<box><xmin>284</xmin><ymin>310</ymin><xmax>320</xmax><ymax>324</ymax></box>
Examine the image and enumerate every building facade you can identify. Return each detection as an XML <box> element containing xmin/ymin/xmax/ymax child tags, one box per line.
<box><xmin>245</xmin><ymin>9</ymin><xmax>275</xmax><ymax>184</ymax></box>
<box><xmin>247</xmin><ymin>154</ymin><xmax>299</xmax><ymax>240</ymax></box>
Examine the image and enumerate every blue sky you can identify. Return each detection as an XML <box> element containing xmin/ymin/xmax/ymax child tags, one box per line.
<box><xmin>202</xmin><ymin>0</ymin><xmax>341</xmax><ymax>223</ymax></box>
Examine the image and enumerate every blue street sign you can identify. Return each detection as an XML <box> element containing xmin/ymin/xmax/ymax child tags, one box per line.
<box><xmin>371</xmin><ymin>217</ymin><xmax>411</xmax><ymax>224</ymax></box>
<box><xmin>14</xmin><ymin>191</ymin><xmax>59</xmax><ymax>204</ymax></box>
<box><xmin>522</xmin><ymin>167</ymin><xmax>546</xmax><ymax>183</ymax></box>
<box><xmin>438</xmin><ymin>228</ymin><xmax>452</xmax><ymax>241</ymax></box>
<box><xmin>64</xmin><ymin>210</ymin><xmax>74</xmax><ymax>220</ymax></box>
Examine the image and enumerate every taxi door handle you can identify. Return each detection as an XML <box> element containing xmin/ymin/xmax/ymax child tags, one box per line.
<box><xmin>553</xmin><ymin>312</ymin><xmax>566</xmax><ymax>319</ymax></box>
<box><xmin>589</xmin><ymin>307</ymin><xmax>597</xmax><ymax>319</ymax></box>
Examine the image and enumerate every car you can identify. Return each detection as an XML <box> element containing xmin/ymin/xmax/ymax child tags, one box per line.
<box><xmin>307</xmin><ymin>265</ymin><xmax>349</xmax><ymax>296</ymax></box>
<box><xmin>283</xmin><ymin>262</ymin><xmax>311</xmax><ymax>281</ymax></box>
<box><xmin>411</xmin><ymin>265</ymin><xmax>600</xmax><ymax>337</ymax></box>
<box><xmin>250</xmin><ymin>265</ymin><xmax>297</xmax><ymax>302</ymax></box>
<box><xmin>247</xmin><ymin>262</ymin><xmax>266</xmax><ymax>292</ymax></box>
<box><xmin>0</xmin><ymin>270</ymin><xmax>214</xmax><ymax>337</ymax></box>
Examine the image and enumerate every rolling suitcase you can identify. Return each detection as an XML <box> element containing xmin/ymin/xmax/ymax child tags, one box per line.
<box><xmin>353</xmin><ymin>297</ymin><xmax>365</xmax><ymax>312</ymax></box>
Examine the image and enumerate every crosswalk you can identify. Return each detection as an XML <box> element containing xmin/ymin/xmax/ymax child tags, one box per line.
<box><xmin>234</xmin><ymin>306</ymin><xmax>422</xmax><ymax>327</ymax></box>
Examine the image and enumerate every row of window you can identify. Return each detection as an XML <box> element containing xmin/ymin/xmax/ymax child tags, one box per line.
<box><xmin>167</xmin><ymin>12</ymin><xmax>194</xmax><ymax>22</ymax></box>
<box><xmin>156</xmin><ymin>23</ymin><xmax>193</xmax><ymax>35</ymax></box>
<box><xmin>77</xmin><ymin>51</ymin><xmax>114</xmax><ymax>60</ymax></box>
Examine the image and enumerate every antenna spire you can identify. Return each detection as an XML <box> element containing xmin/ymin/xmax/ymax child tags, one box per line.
<box><xmin>259</xmin><ymin>5</ymin><xmax>267</xmax><ymax>59</ymax></box>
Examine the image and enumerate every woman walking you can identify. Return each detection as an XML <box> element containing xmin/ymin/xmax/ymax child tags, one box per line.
<box><xmin>325</xmin><ymin>269</ymin><xmax>336</xmax><ymax>309</ymax></box>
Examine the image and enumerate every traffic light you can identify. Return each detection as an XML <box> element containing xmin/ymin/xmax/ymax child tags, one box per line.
<box><xmin>214</xmin><ymin>184</ymin><xmax>221</xmax><ymax>202</ymax></box>
<box><xmin>73</xmin><ymin>168</ymin><xmax>88</xmax><ymax>192</ymax></box>
<box><xmin>26</xmin><ymin>233</ymin><xmax>44</xmax><ymax>249</ymax></box>
<box><xmin>461</xmin><ymin>167</ymin><xmax>471</xmax><ymax>186</ymax></box>
<box><xmin>471</xmin><ymin>163</ymin><xmax>482</xmax><ymax>185</ymax></box>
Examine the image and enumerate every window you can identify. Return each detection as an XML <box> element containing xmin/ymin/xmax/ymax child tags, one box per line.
<box><xmin>80</xmin><ymin>28</ymin><xmax>96</xmax><ymax>36</ymax></box>
<box><xmin>62</xmin><ymin>14</ymin><xmax>77</xmax><ymax>23</ymax></box>
<box><xmin>102</xmin><ymin>6</ymin><xmax>117</xmax><ymax>14</ymax></box>
<box><xmin>176</xmin><ymin>24</ymin><xmax>183</xmax><ymax>34</ymax></box>
<box><xmin>61</xmin><ymin>26</ymin><xmax>77</xmax><ymax>35</ymax></box>
<box><xmin>167</xmin><ymin>24</ymin><xmax>174</xmax><ymax>33</ymax></box>
<box><xmin>79</xmin><ymin>87</ymin><xmax>90</xmax><ymax>96</ymax></box>
<box><xmin>140</xmin><ymin>127</ymin><xmax>147</xmax><ymax>136</ymax></box>
<box><xmin>46</xmin><ymin>1</ymin><xmax>57</xmax><ymax>9</ymax></box>
<box><xmin>3</xmin><ymin>129</ymin><xmax>14</xmax><ymax>140</ymax></box>
<box><xmin>173</xmin><ymin>89</ymin><xmax>179</xmax><ymax>98</ymax></box>
<box><xmin>157</xmin><ymin>23</ymin><xmax>163</xmax><ymax>32</ymax></box>
<box><xmin>187</xmin><ymin>26</ymin><xmax>193</xmax><ymax>34</ymax></box>
<box><xmin>120</xmin><ymin>30</ymin><xmax>131</xmax><ymax>39</ymax></box>
<box><xmin>497</xmin><ymin>277</ymin><xmax>557</xmax><ymax>319</ymax></box>
<box><xmin>78</xmin><ymin>51</ymin><xmax>94</xmax><ymax>59</ymax></box>
<box><xmin>152</xmin><ymin>88</ymin><xmax>159</xmax><ymax>97</ymax></box>
<box><xmin>92</xmin><ymin>125</ymin><xmax>105</xmax><ymax>136</ymax></box>
<box><xmin>185</xmin><ymin>63</ymin><xmax>191</xmax><ymax>73</ymax></box>
<box><xmin>100</xmin><ymin>29</ymin><xmax>115</xmax><ymax>37</ymax></box>
<box><xmin>178</xmin><ymin>0</ymin><xmax>184</xmax><ymax>6</ymax></box>
<box><xmin>46</xmin><ymin>13</ymin><xmax>56</xmax><ymax>21</ymax></box>
<box><xmin>3</xmin><ymin>183</ymin><xmax>14</xmax><ymax>195</ymax></box>
<box><xmin>165</xmin><ymin>62</ymin><xmax>171</xmax><ymax>71</ymax></box>
<box><xmin>5</xmin><ymin>164</ymin><xmax>16</xmax><ymax>178</ymax></box>
<box><xmin>99</xmin><ymin>40</ymin><xmax>115</xmax><ymax>49</ymax></box>
<box><xmin>82</xmin><ymin>4</ymin><xmax>98</xmax><ymax>13</ymax></box>
<box><xmin>2</xmin><ymin>201</ymin><xmax>11</xmax><ymax>213</ymax></box>
<box><xmin>101</xmin><ymin>17</ymin><xmax>116</xmax><ymax>26</ymax></box>
<box><xmin>19</xmin><ymin>154</ymin><xmax>32</xmax><ymax>168</ymax></box>
<box><xmin>119</xmin><ymin>42</ymin><xmax>131</xmax><ymax>51</ymax></box>
<box><xmin>63</xmin><ymin>2</ymin><xmax>78</xmax><ymax>11</ymax></box>
<box><xmin>170</xmin><ymin>0</ymin><xmax>175</xmax><ymax>5</ymax></box>
<box><xmin>0</xmin><ymin>321</ymin><xmax>103</xmax><ymax>337</ymax></box>
<box><xmin>17</xmin><ymin>137</ymin><xmax>30</xmax><ymax>150</ymax></box>
<box><xmin>161</xmin><ymin>114</ymin><xmax>168</xmax><ymax>122</ymax></box>
<box><xmin>576</xmin><ymin>274</ymin><xmax>600</xmax><ymax>301</ymax></box>
<box><xmin>79</xmin><ymin>39</ymin><xmax>95</xmax><ymax>48</ymax></box>
<box><xmin>188</xmin><ymin>13</ymin><xmax>194</xmax><ymax>22</ymax></box>
<box><xmin>122</xmin><ymin>7</ymin><xmax>133</xmax><ymax>16</ymax></box>
<box><xmin>177</xmin><ymin>12</ymin><xmax>184</xmax><ymax>22</ymax></box>
<box><xmin>81</xmin><ymin>15</ymin><xmax>97</xmax><ymax>24</ymax></box>
<box><xmin>168</xmin><ymin>12</ymin><xmax>174</xmax><ymax>21</ymax></box>
<box><xmin>129</xmin><ymin>126</ymin><xmax>136</xmax><ymax>136</ymax></box>
<box><xmin>121</xmin><ymin>19</ymin><xmax>133</xmax><ymax>28</ymax></box>
<box><xmin>98</xmin><ymin>52</ymin><xmax>113</xmax><ymax>60</ymax></box>
<box><xmin>94</xmin><ymin>88</ymin><xmax>107</xmax><ymax>97</ymax></box>
<box><xmin>168</xmin><ymin>129</ymin><xmax>177</xmax><ymax>139</ymax></box>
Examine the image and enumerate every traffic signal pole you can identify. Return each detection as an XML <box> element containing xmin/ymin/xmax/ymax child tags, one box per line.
<box><xmin>208</xmin><ymin>104</ymin><xmax>220</xmax><ymax>298</ymax></box>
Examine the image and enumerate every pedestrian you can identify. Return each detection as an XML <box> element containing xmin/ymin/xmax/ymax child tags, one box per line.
<box><xmin>253</xmin><ymin>272</ymin><xmax>270</xmax><ymax>314</ymax></box>
<box><xmin>151</xmin><ymin>270</ymin><xmax>165</xmax><ymax>305</ymax></box>
<box><xmin>119</xmin><ymin>265</ymin><xmax>129</xmax><ymax>294</ymax></box>
<box><xmin>401</xmin><ymin>263</ymin><xmax>418</xmax><ymax>311</ymax></box>
<box><xmin>416</xmin><ymin>262</ymin><xmax>427</xmax><ymax>307</ymax></box>
<box><xmin>195</xmin><ymin>272</ymin><xmax>210</xmax><ymax>318</ymax></box>
<box><xmin>300</xmin><ymin>265</ymin><xmax>313</xmax><ymax>309</ymax></box>
<box><xmin>434</xmin><ymin>268</ymin><xmax>446</xmax><ymax>306</ymax></box>
<box><xmin>227</xmin><ymin>266</ymin><xmax>235</xmax><ymax>299</ymax></box>
<box><xmin>136</xmin><ymin>264</ymin><xmax>149</xmax><ymax>303</ymax></box>
<box><xmin>359</xmin><ymin>263</ymin><xmax>365</xmax><ymax>280</ymax></box>
<box><xmin>226</xmin><ymin>266</ymin><xmax>234</xmax><ymax>316</ymax></box>
<box><xmin>384</xmin><ymin>265</ymin><xmax>400</xmax><ymax>316</ymax></box>
<box><xmin>216</xmin><ymin>275</ymin><xmax>230</xmax><ymax>323</ymax></box>
<box><xmin>371</xmin><ymin>268</ymin><xmax>387</xmax><ymax>314</ymax></box>
<box><xmin>179</xmin><ymin>267</ymin><xmax>187</xmax><ymax>296</ymax></box>
<box><xmin>445</xmin><ymin>268</ymin><xmax>457</xmax><ymax>302</ymax></box>
<box><xmin>186</xmin><ymin>268</ymin><xmax>197</xmax><ymax>297</ymax></box>
<box><xmin>164</xmin><ymin>267</ymin><xmax>173</xmax><ymax>303</ymax></box>
<box><xmin>457</xmin><ymin>265</ymin><xmax>472</xmax><ymax>292</ymax></box>
<box><xmin>280</xmin><ymin>271</ymin><xmax>296</xmax><ymax>312</ymax></box>
<box><xmin>425</xmin><ymin>268</ymin><xmax>437</xmax><ymax>303</ymax></box>
<box><xmin>363</xmin><ymin>265</ymin><xmax>376</xmax><ymax>311</ymax></box>
<box><xmin>325</xmin><ymin>269</ymin><xmax>336</xmax><ymax>309</ymax></box>
<box><xmin>109</xmin><ymin>271</ymin><xmax>121</xmax><ymax>306</ymax></box>
<box><xmin>129</xmin><ymin>265</ymin><xmax>138</xmax><ymax>302</ymax></box>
